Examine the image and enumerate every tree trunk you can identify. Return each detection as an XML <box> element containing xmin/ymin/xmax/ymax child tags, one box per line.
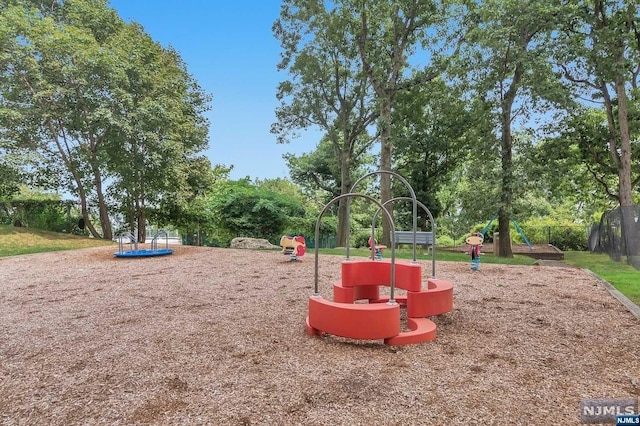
<box><xmin>44</xmin><ymin>117</ymin><xmax>103</xmax><ymax>238</ymax></box>
<box><xmin>92</xmin><ymin>165</ymin><xmax>112</xmax><ymax>240</ymax></box>
<box><xmin>78</xmin><ymin>188</ymin><xmax>101</xmax><ymax>239</ymax></box>
<box><xmin>71</xmin><ymin>175</ymin><xmax>101</xmax><ymax>239</ymax></box>
<box><xmin>336</xmin><ymin>157</ymin><xmax>351</xmax><ymax>247</ymax></box>
<box><xmin>497</xmin><ymin>103</ymin><xmax>514</xmax><ymax>258</ymax></box>
<box><xmin>379</xmin><ymin>99</ymin><xmax>393</xmax><ymax>247</ymax></box>
<box><xmin>614</xmin><ymin>79</ymin><xmax>639</xmax><ymax>263</ymax></box>
<box><xmin>128</xmin><ymin>203</ymin><xmax>135</xmax><ymax>235</ymax></box>
<box><xmin>495</xmin><ymin>54</ymin><xmax>525</xmax><ymax>259</ymax></box>
<box><xmin>137</xmin><ymin>207</ymin><xmax>146</xmax><ymax>244</ymax></box>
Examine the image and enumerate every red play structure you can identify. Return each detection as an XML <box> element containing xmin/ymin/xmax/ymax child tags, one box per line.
<box><xmin>305</xmin><ymin>259</ymin><xmax>453</xmax><ymax>345</ymax></box>
<box><xmin>305</xmin><ymin>170</ymin><xmax>454</xmax><ymax>346</ymax></box>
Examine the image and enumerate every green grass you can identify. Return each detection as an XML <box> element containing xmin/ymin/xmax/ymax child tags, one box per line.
<box><xmin>0</xmin><ymin>225</ymin><xmax>114</xmax><ymax>257</ymax></box>
<box><xmin>563</xmin><ymin>251</ymin><xmax>640</xmax><ymax>306</ymax></box>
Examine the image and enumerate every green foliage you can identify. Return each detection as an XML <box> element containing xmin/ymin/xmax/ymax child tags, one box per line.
<box><xmin>543</xmin><ymin>107</ymin><xmax>640</xmax><ymax>206</ymax></box>
<box><xmin>467</xmin><ymin>213</ymin><xmax>588</xmax><ymax>252</ymax></box>
<box><xmin>152</xmin><ymin>163</ymin><xmax>230</xmax><ymax>239</ymax></box>
<box><xmin>211</xmin><ymin>180</ymin><xmax>305</xmax><ymax>244</ymax></box>
<box><xmin>436</xmin><ymin>235</ymin><xmax>454</xmax><ymax>247</ymax></box>
<box><xmin>283</xmin><ymin>213</ymin><xmax>337</xmax><ymax>242</ymax></box>
<box><xmin>352</xmin><ymin>230</ymin><xmax>373</xmax><ymax>249</ymax></box>
<box><xmin>283</xmin><ymin>139</ymin><xmax>342</xmax><ymax>200</ymax></box>
<box><xmin>0</xmin><ymin>0</ymin><xmax>211</xmax><ymax>240</ymax></box>
<box><xmin>392</xmin><ymin>77</ymin><xmax>473</xmax><ymax>223</ymax></box>
<box><xmin>0</xmin><ymin>198</ymin><xmax>82</xmax><ymax>234</ymax></box>
<box><xmin>268</xmin><ymin>179</ymin><xmax>339</xmax><ymax>245</ymax></box>
<box><xmin>0</xmin><ymin>160</ymin><xmax>22</xmax><ymax>199</ymax></box>
<box><xmin>520</xmin><ymin>216</ymin><xmax>588</xmax><ymax>251</ymax></box>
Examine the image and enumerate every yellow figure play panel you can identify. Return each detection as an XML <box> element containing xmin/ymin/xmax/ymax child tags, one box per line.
<box><xmin>465</xmin><ymin>235</ymin><xmax>483</xmax><ymax>245</ymax></box>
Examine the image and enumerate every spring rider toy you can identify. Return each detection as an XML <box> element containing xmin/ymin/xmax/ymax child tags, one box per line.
<box><xmin>466</xmin><ymin>232</ymin><xmax>483</xmax><ymax>271</ymax></box>
<box><xmin>368</xmin><ymin>236</ymin><xmax>386</xmax><ymax>260</ymax></box>
<box><xmin>280</xmin><ymin>235</ymin><xmax>306</xmax><ymax>261</ymax></box>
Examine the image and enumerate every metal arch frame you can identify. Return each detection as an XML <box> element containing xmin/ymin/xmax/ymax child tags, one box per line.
<box><xmin>345</xmin><ymin>171</ymin><xmax>419</xmax><ymax>262</ymax></box>
<box><xmin>372</xmin><ymin>197</ymin><xmax>437</xmax><ymax>278</ymax></box>
<box><xmin>313</xmin><ymin>193</ymin><xmax>399</xmax><ymax>304</ymax></box>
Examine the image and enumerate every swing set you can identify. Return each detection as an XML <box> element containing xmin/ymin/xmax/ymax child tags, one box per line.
<box><xmin>481</xmin><ymin>213</ymin><xmax>533</xmax><ymax>250</ymax></box>
<box><xmin>465</xmin><ymin>213</ymin><xmax>533</xmax><ymax>271</ymax></box>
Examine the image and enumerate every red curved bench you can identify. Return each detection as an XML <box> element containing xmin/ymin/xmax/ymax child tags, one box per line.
<box><xmin>306</xmin><ymin>296</ymin><xmax>400</xmax><ymax>340</ymax></box>
<box><xmin>385</xmin><ymin>318</ymin><xmax>437</xmax><ymax>345</ymax></box>
<box><xmin>340</xmin><ymin>259</ymin><xmax>421</xmax><ymax>292</ymax></box>
<box><xmin>406</xmin><ymin>279</ymin><xmax>454</xmax><ymax>318</ymax></box>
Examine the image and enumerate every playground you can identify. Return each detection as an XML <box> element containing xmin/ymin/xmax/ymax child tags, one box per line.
<box><xmin>1</xmin><ymin>245</ymin><xmax>638</xmax><ymax>424</ymax></box>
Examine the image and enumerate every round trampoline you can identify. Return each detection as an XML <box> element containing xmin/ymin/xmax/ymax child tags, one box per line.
<box><xmin>114</xmin><ymin>248</ymin><xmax>173</xmax><ymax>258</ymax></box>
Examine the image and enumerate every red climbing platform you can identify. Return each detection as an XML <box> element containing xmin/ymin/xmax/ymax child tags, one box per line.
<box><xmin>305</xmin><ymin>259</ymin><xmax>454</xmax><ymax>346</ymax></box>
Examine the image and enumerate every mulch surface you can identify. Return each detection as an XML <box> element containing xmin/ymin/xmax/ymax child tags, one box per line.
<box><xmin>0</xmin><ymin>246</ymin><xmax>638</xmax><ymax>425</ymax></box>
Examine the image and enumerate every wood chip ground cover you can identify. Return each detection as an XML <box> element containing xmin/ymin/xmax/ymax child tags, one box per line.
<box><xmin>0</xmin><ymin>246</ymin><xmax>638</xmax><ymax>425</ymax></box>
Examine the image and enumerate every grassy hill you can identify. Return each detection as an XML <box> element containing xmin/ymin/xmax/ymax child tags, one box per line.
<box><xmin>0</xmin><ymin>225</ymin><xmax>114</xmax><ymax>257</ymax></box>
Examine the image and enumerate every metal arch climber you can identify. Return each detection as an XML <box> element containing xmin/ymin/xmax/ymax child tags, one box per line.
<box><xmin>345</xmin><ymin>170</ymin><xmax>419</xmax><ymax>262</ymax></box>
<box><xmin>313</xmin><ymin>192</ymin><xmax>399</xmax><ymax>303</ymax></box>
<box><xmin>306</xmin><ymin>175</ymin><xmax>455</xmax><ymax>346</ymax></box>
<box><xmin>372</xmin><ymin>197</ymin><xmax>437</xmax><ymax>278</ymax></box>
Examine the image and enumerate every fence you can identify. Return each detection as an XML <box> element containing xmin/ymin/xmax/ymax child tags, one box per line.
<box><xmin>524</xmin><ymin>225</ymin><xmax>589</xmax><ymax>251</ymax></box>
<box><xmin>182</xmin><ymin>231</ymin><xmax>219</xmax><ymax>247</ymax></box>
<box><xmin>588</xmin><ymin>205</ymin><xmax>640</xmax><ymax>270</ymax></box>
<box><xmin>480</xmin><ymin>224</ymin><xmax>589</xmax><ymax>251</ymax></box>
<box><xmin>303</xmin><ymin>235</ymin><xmax>336</xmax><ymax>249</ymax></box>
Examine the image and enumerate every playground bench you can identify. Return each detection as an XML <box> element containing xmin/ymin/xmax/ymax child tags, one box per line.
<box><xmin>393</xmin><ymin>231</ymin><xmax>435</xmax><ymax>248</ymax></box>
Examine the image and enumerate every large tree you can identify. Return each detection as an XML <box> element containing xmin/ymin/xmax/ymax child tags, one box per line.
<box><xmin>104</xmin><ymin>23</ymin><xmax>212</xmax><ymax>242</ymax></box>
<box><xmin>456</xmin><ymin>0</ymin><xmax>563</xmax><ymax>257</ymax></box>
<box><xmin>352</xmin><ymin>0</ymin><xmax>463</xmax><ymax>245</ymax></box>
<box><xmin>0</xmin><ymin>0</ymin><xmax>211</xmax><ymax>241</ymax></box>
<box><xmin>392</xmin><ymin>77</ymin><xmax>473</xmax><ymax>226</ymax></box>
<box><xmin>0</xmin><ymin>0</ymin><xmax>123</xmax><ymax>238</ymax></box>
<box><xmin>554</xmin><ymin>0</ymin><xmax>640</xmax><ymax>264</ymax></box>
<box><xmin>273</xmin><ymin>0</ymin><xmax>378</xmax><ymax>246</ymax></box>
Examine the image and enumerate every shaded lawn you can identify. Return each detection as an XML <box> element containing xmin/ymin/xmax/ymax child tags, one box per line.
<box><xmin>0</xmin><ymin>225</ymin><xmax>114</xmax><ymax>257</ymax></box>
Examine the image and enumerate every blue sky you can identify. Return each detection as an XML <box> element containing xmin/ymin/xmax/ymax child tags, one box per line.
<box><xmin>108</xmin><ymin>0</ymin><xmax>319</xmax><ymax>181</ymax></box>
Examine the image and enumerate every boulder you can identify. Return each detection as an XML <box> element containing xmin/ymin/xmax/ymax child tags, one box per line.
<box><xmin>230</xmin><ymin>237</ymin><xmax>280</xmax><ymax>250</ymax></box>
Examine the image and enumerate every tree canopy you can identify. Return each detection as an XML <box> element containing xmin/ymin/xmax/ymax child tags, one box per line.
<box><xmin>1</xmin><ymin>0</ymin><xmax>639</xmax><ymax>267</ymax></box>
<box><xmin>0</xmin><ymin>0</ymin><xmax>212</xmax><ymax>241</ymax></box>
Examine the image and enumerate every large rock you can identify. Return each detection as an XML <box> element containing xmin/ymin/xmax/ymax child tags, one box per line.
<box><xmin>230</xmin><ymin>237</ymin><xmax>280</xmax><ymax>250</ymax></box>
